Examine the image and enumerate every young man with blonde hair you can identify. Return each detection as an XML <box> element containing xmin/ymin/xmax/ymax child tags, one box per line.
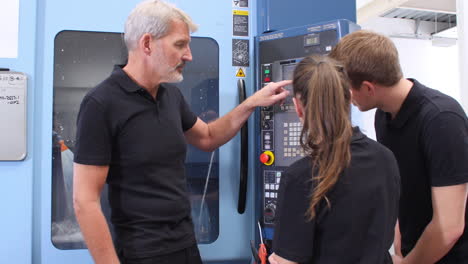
<box><xmin>330</xmin><ymin>30</ymin><xmax>468</xmax><ymax>264</ymax></box>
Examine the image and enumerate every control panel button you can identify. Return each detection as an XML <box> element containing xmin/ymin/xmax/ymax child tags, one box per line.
<box><xmin>260</xmin><ymin>153</ymin><xmax>269</xmax><ymax>164</ymax></box>
<box><xmin>264</xmin><ymin>203</ymin><xmax>277</xmax><ymax>223</ymax></box>
<box><xmin>260</xmin><ymin>151</ymin><xmax>275</xmax><ymax>166</ymax></box>
<box><xmin>262</xmin><ymin>121</ymin><xmax>271</xmax><ymax>130</ymax></box>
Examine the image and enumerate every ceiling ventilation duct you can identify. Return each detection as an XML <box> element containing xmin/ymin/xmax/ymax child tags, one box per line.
<box><xmin>357</xmin><ymin>0</ymin><xmax>457</xmax><ymax>45</ymax></box>
<box><xmin>381</xmin><ymin>7</ymin><xmax>457</xmax><ymax>37</ymax></box>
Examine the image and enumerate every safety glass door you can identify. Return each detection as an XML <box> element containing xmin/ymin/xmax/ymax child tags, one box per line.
<box><xmin>51</xmin><ymin>31</ymin><xmax>219</xmax><ymax>249</ymax></box>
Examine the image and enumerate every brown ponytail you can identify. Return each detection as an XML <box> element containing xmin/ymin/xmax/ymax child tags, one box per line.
<box><xmin>292</xmin><ymin>55</ymin><xmax>353</xmax><ymax>220</ymax></box>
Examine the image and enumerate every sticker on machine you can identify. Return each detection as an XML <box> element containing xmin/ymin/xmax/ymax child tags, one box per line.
<box><xmin>232</xmin><ymin>0</ymin><xmax>248</xmax><ymax>8</ymax></box>
<box><xmin>232</xmin><ymin>39</ymin><xmax>249</xmax><ymax>67</ymax></box>
<box><xmin>233</xmin><ymin>10</ymin><xmax>249</xmax><ymax>37</ymax></box>
<box><xmin>235</xmin><ymin>67</ymin><xmax>246</xmax><ymax>78</ymax></box>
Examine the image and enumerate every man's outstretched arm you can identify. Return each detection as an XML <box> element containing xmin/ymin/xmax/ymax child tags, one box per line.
<box><xmin>185</xmin><ymin>80</ymin><xmax>291</xmax><ymax>151</ymax></box>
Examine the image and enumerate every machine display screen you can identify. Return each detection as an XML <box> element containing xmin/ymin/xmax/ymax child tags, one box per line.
<box><xmin>304</xmin><ymin>34</ymin><xmax>320</xmax><ymax>46</ymax></box>
<box><xmin>281</xmin><ymin>63</ymin><xmax>296</xmax><ymax>106</ymax></box>
<box><xmin>282</xmin><ymin>63</ymin><xmax>296</xmax><ymax>79</ymax></box>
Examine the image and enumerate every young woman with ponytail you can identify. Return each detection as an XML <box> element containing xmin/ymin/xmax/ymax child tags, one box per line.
<box><xmin>268</xmin><ymin>55</ymin><xmax>400</xmax><ymax>264</ymax></box>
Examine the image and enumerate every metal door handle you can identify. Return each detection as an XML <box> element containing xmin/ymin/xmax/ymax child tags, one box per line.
<box><xmin>237</xmin><ymin>79</ymin><xmax>248</xmax><ymax>214</ymax></box>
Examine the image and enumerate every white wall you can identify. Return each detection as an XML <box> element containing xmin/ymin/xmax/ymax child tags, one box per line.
<box><xmin>394</xmin><ymin>38</ymin><xmax>460</xmax><ymax>101</ymax></box>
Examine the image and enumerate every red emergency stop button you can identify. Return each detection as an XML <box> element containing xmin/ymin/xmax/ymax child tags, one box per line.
<box><xmin>260</xmin><ymin>153</ymin><xmax>269</xmax><ymax>163</ymax></box>
<box><xmin>260</xmin><ymin>151</ymin><xmax>275</xmax><ymax>166</ymax></box>
<box><xmin>264</xmin><ymin>77</ymin><xmax>271</xmax><ymax>82</ymax></box>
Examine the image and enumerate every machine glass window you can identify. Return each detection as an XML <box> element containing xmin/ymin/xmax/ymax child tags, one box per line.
<box><xmin>52</xmin><ymin>31</ymin><xmax>220</xmax><ymax>249</ymax></box>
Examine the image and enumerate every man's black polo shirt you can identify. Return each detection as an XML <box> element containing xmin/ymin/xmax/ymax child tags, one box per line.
<box><xmin>74</xmin><ymin>65</ymin><xmax>198</xmax><ymax>258</ymax></box>
<box><xmin>375</xmin><ymin>79</ymin><xmax>468</xmax><ymax>263</ymax></box>
<box><xmin>273</xmin><ymin>127</ymin><xmax>400</xmax><ymax>263</ymax></box>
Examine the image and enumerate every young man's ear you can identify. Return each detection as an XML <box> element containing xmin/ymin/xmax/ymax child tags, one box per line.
<box><xmin>293</xmin><ymin>97</ymin><xmax>304</xmax><ymax>121</ymax></box>
<box><xmin>361</xmin><ymin>80</ymin><xmax>376</xmax><ymax>96</ymax></box>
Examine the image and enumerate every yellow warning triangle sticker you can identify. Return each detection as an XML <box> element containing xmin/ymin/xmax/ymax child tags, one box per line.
<box><xmin>236</xmin><ymin>68</ymin><xmax>246</xmax><ymax>77</ymax></box>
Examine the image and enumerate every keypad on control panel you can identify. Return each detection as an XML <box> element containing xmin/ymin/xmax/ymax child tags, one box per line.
<box><xmin>282</xmin><ymin>122</ymin><xmax>305</xmax><ymax>158</ymax></box>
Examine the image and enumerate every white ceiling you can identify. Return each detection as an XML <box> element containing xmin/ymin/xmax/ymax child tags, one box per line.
<box><xmin>357</xmin><ymin>0</ymin><xmax>458</xmax><ymax>39</ymax></box>
<box><xmin>357</xmin><ymin>0</ymin><xmax>456</xmax><ymax>13</ymax></box>
<box><xmin>401</xmin><ymin>0</ymin><xmax>456</xmax><ymax>13</ymax></box>
<box><xmin>357</xmin><ymin>0</ymin><xmax>457</xmax><ymax>24</ymax></box>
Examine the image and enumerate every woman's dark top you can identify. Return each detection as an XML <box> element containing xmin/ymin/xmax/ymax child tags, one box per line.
<box><xmin>273</xmin><ymin>127</ymin><xmax>400</xmax><ymax>264</ymax></box>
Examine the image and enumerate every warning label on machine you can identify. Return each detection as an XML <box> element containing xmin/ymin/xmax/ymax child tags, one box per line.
<box><xmin>232</xmin><ymin>0</ymin><xmax>248</xmax><ymax>8</ymax></box>
<box><xmin>233</xmin><ymin>10</ymin><xmax>249</xmax><ymax>36</ymax></box>
<box><xmin>236</xmin><ymin>67</ymin><xmax>246</xmax><ymax>78</ymax></box>
<box><xmin>232</xmin><ymin>39</ymin><xmax>249</xmax><ymax>67</ymax></box>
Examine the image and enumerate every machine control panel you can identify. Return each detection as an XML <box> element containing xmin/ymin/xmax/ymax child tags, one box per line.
<box><xmin>263</xmin><ymin>170</ymin><xmax>282</xmax><ymax>224</ymax></box>
<box><xmin>259</xmin><ymin>59</ymin><xmax>305</xmax><ymax>227</ymax></box>
<box><xmin>257</xmin><ymin>20</ymin><xmax>360</xmax><ymax>234</ymax></box>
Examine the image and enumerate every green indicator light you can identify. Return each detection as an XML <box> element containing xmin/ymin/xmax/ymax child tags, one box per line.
<box><xmin>264</xmin><ymin>69</ymin><xmax>270</xmax><ymax>74</ymax></box>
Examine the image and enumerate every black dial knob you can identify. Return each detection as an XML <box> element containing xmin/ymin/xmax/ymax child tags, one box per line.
<box><xmin>262</xmin><ymin>121</ymin><xmax>271</xmax><ymax>130</ymax></box>
<box><xmin>264</xmin><ymin>203</ymin><xmax>276</xmax><ymax>223</ymax></box>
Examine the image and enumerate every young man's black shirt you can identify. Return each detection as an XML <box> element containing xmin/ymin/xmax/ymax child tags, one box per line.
<box><xmin>375</xmin><ymin>79</ymin><xmax>468</xmax><ymax>263</ymax></box>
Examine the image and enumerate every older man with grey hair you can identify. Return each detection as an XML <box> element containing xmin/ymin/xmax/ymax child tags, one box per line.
<box><xmin>73</xmin><ymin>1</ymin><xmax>291</xmax><ymax>263</ymax></box>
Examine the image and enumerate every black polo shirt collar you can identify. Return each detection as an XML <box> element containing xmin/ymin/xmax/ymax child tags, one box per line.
<box><xmin>111</xmin><ymin>65</ymin><xmax>166</xmax><ymax>101</ymax></box>
<box><xmin>385</xmin><ymin>78</ymin><xmax>425</xmax><ymax>128</ymax></box>
<box><xmin>352</xmin><ymin>126</ymin><xmax>366</xmax><ymax>142</ymax></box>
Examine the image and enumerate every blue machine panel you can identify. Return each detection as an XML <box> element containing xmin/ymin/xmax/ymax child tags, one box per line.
<box><xmin>257</xmin><ymin>0</ymin><xmax>356</xmax><ymax>33</ymax></box>
<box><xmin>256</xmin><ymin>20</ymin><xmax>361</xmax><ymax>242</ymax></box>
<box><xmin>34</xmin><ymin>0</ymin><xmax>257</xmax><ymax>263</ymax></box>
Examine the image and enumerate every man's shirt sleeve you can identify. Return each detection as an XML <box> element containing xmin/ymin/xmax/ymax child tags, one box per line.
<box><xmin>422</xmin><ymin>111</ymin><xmax>468</xmax><ymax>186</ymax></box>
<box><xmin>73</xmin><ymin>95</ymin><xmax>112</xmax><ymax>165</ymax></box>
<box><xmin>177</xmin><ymin>89</ymin><xmax>198</xmax><ymax>132</ymax></box>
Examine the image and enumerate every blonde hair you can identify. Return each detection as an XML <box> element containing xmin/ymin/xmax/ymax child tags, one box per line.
<box><xmin>329</xmin><ymin>30</ymin><xmax>402</xmax><ymax>88</ymax></box>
